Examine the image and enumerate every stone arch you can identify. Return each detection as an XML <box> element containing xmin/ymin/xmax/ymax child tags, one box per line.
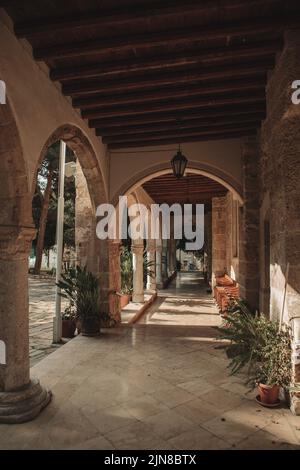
<box><xmin>111</xmin><ymin>161</ymin><xmax>243</xmax><ymax>206</ymax></box>
<box><xmin>0</xmin><ymin>98</ymin><xmax>32</xmax><ymax>229</ymax></box>
<box><xmin>34</xmin><ymin>124</ymin><xmax>107</xmax><ymax>208</ymax></box>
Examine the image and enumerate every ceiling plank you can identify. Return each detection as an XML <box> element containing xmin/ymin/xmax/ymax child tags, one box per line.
<box><xmin>96</xmin><ymin>112</ymin><xmax>264</xmax><ymax>136</ymax></box>
<box><xmin>102</xmin><ymin>121</ymin><xmax>259</xmax><ymax>144</ymax></box>
<box><xmin>73</xmin><ymin>77</ymin><xmax>265</xmax><ymax>109</ymax></box>
<box><xmin>108</xmin><ymin>129</ymin><xmax>257</xmax><ymax>149</ymax></box>
<box><xmin>82</xmin><ymin>92</ymin><xmax>265</xmax><ymax>119</ymax></box>
<box><xmin>16</xmin><ymin>0</ymin><xmax>261</xmax><ymax>38</ymax></box>
<box><xmin>51</xmin><ymin>40</ymin><xmax>280</xmax><ymax>81</ymax></box>
<box><xmin>64</xmin><ymin>62</ymin><xmax>270</xmax><ymax>96</ymax></box>
<box><xmin>33</xmin><ymin>17</ymin><xmax>296</xmax><ymax>60</ymax></box>
<box><xmin>89</xmin><ymin>103</ymin><xmax>266</xmax><ymax>128</ymax></box>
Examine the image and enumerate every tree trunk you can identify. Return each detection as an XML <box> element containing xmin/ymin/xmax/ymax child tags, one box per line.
<box><xmin>34</xmin><ymin>169</ymin><xmax>53</xmax><ymax>274</ymax></box>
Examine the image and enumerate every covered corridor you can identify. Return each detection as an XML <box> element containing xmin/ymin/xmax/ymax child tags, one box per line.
<box><xmin>0</xmin><ymin>273</ymin><xmax>298</xmax><ymax>450</ymax></box>
<box><xmin>1</xmin><ymin>0</ymin><xmax>300</xmax><ymax>446</ymax></box>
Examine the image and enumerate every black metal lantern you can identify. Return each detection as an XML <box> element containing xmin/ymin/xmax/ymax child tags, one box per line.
<box><xmin>171</xmin><ymin>147</ymin><xmax>188</xmax><ymax>179</ymax></box>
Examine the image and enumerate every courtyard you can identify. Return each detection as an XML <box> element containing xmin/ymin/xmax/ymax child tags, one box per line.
<box><xmin>1</xmin><ymin>273</ymin><xmax>299</xmax><ymax>450</ymax></box>
<box><xmin>0</xmin><ymin>0</ymin><xmax>300</xmax><ymax>452</ymax></box>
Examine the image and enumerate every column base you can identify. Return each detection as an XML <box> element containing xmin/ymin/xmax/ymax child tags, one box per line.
<box><xmin>290</xmin><ymin>394</ymin><xmax>300</xmax><ymax>415</ymax></box>
<box><xmin>132</xmin><ymin>294</ymin><xmax>144</xmax><ymax>303</ymax></box>
<box><xmin>0</xmin><ymin>378</ymin><xmax>52</xmax><ymax>424</ymax></box>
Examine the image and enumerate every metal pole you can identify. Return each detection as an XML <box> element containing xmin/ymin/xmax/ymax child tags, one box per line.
<box><xmin>53</xmin><ymin>140</ymin><xmax>66</xmax><ymax>343</ymax></box>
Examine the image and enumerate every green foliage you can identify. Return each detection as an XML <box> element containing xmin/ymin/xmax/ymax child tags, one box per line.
<box><xmin>57</xmin><ymin>266</ymin><xmax>100</xmax><ymax>322</ymax></box>
<box><xmin>218</xmin><ymin>300</ymin><xmax>292</xmax><ymax>389</ymax></box>
<box><xmin>32</xmin><ymin>141</ymin><xmax>76</xmax><ymax>252</ymax></box>
<box><xmin>120</xmin><ymin>246</ymin><xmax>133</xmax><ymax>294</ymax></box>
<box><xmin>143</xmin><ymin>249</ymin><xmax>155</xmax><ymax>287</ymax></box>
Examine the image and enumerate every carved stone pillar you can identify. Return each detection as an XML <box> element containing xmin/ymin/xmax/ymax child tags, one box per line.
<box><xmin>146</xmin><ymin>241</ymin><xmax>156</xmax><ymax>291</ymax></box>
<box><xmin>0</xmin><ymin>226</ymin><xmax>51</xmax><ymax>423</ymax></box>
<box><xmin>132</xmin><ymin>243</ymin><xmax>144</xmax><ymax>303</ymax></box>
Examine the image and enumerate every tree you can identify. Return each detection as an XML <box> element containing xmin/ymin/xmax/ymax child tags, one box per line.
<box><xmin>32</xmin><ymin>142</ymin><xmax>75</xmax><ymax>274</ymax></box>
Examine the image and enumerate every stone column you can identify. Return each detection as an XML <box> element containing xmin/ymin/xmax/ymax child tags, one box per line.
<box><xmin>168</xmin><ymin>237</ymin><xmax>175</xmax><ymax>274</ymax></box>
<box><xmin>0</xmin><ymin>226</ymin><xmax>51</xmax><ymax>423</ymax></box>
<box><xmin>108</xmin><ymin>241</ymin><xmax>121</xmax><ymax>323</ymax></box>
<box><xmin>132</xmin><ymin>242</ymin><xmax>144</xmax><ymax>303</ymax></box>
<box><xmin>75</xmin><ymin>161</ymin><xmax>95</xmax><ymax>271</ymax></box>
<box><xmin>238</xmin><ymin>138</ymin><xmax>260</xmax><ymax>309</ymax></box>
<box><xmin>156</xmin><ymin>242</ymin><xmax>163</xmax><ymax>288</ymax></box>
<box><xmin>211</xmin><ymin>196</ymin><xmax>227</xmax><ymax>287</ymax></box>
<box><xmin>146</xmin><ymin>241</ymin><xmax>156</xmax><ymax>291</ymax></box>
<box><xmin>204</xmin><ymin>210</ymin><xmax>212</xmax><ymax>283</ymax></box>
<box><xmin>162</xmin><ymin>240</ymin><xmax>168</xmax><ymax>280</ymax></box>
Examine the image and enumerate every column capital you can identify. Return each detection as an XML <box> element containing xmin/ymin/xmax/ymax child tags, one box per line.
<box><xmin>131</xmin><ymin>243</ymin><xmax>144</xmax><ymax>255</ymax></box>
<box><xmin>147</xmin><ymin>240</ymin><xmax>156</xmax><ymax>252</ymax></box>
<box><xmin>0</xmin><ymin>225</ymin><xmax>36</xmax><ymax>260</ymax></box>
<box><xmin>108</xmin><ymin>240</ymin><xmax>122</xmax><ymax>256</ymax></box>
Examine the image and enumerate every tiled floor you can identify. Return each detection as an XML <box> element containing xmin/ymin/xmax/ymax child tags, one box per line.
<box><xmin>1</xmin><ymin>272</ymin><xmax>299</xmax><ymax>450</ymax></box>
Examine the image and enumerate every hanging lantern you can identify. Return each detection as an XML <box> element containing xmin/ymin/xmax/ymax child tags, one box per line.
<box><xmin>171</xmin><ymin>147</ymin><xmax>188</xmax><ymax>179</ymax></box>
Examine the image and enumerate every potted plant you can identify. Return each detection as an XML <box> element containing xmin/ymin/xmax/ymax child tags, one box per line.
<box><xmin>252</xmin><ymin>320</ymin><xmax>292</xmax><ymax>405</ymax></box>
<box><xmin>119</xmin><ymin>246</ymin><xmax>133</xmax><ymax>308</ymax></box>
<box><xmin>57</xmin><ymin>266</ymin><xmax>102</xmax><ymax>337</ymax></box>
<box><xmin>61</xmin><ymin>305</ymin><xmax>76</xmax><ymax>338</ymax></box>
<box><xmin>218</xmin><ymin>300</ymin><xmax>292</xmax><ymax>406</ymax></box>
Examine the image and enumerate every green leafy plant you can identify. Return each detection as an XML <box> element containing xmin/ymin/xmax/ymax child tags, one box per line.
<box><xmin>57</xmin><ymin>266</ymin><xmax>101</xmax><ymax>334</ymax></box>
<box><xmin>143</xmin><ymin>249</ymin><xmax>155</xmax><ymax>287</ymax></box>
<box><xmin>61</xmin><ymin>304</ymin><xmax>76</xmax><ymax>321</ymax></box>
<box><xmin>218</xmin><ymin>300</ymin><xmax>292</xmax><ymax>389</ymax></box>
<box><xmin>120</xmin><ymin>246</ymin><xmax>133</xmax><ymax>295</ymax></box>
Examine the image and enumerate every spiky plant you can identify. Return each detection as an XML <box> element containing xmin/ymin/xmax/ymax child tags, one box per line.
<box><xmin>218</xmin><ymin>300</ymin><xmax>292</xmax><ymax>389</ymax></box>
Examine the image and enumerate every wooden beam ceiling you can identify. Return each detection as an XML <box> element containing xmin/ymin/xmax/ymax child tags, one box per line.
<box><xmin>143</xmin><ymin>173</ymin><xmax>228</xmax><ymax>205</ymax></box>
<box><xmin>32</xmin><ymin>17</ymin><xmax>292</xmax><ymax>60</ymax></box>
<box><xmin>14</xmin><ymin>0</ymin><xmax>268</xmax><ymax>38</ymax></box>
<box><xmin>3</xmin><ymin>0</ymin><xmax>296</xmax><ymax>149</ymax></box>
<box><xmin>50</xmin><ymin>40</ymin><xmax>280</xmax><ymax>82</ymax></box>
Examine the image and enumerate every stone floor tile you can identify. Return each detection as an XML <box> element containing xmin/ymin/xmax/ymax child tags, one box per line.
<box><xmin>168</xmin><ymin>426</ymin><xmax>232</xmax><ymax>450</ymax></box>
<box><xmin>141</xmin><ymin>409</ymin><xmax>195</xmax><ymax>440</ymax></box>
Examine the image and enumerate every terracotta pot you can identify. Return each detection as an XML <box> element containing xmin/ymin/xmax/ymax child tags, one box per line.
<box><xmin>120</xmin><ymin>294</ymin><xmax>131</xmax><ymax>309</ymax></box>
<box><xmin>62</xmin><ymin>319</ymin><xmax>76</xmax><ymax>338</ymax></box>
<box><xmin>258</xmin><ymin>383</ymin><xmax>280</xmax><ymax>405</ymax></box>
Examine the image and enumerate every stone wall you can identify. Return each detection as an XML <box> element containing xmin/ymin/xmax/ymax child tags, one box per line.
<box><xmin>211</xmin><ymin>196</ymin><xmax>227</xmax><ymax>286</ymax></box>
<box><xmin>238</xmin><ymin>138</ymin><xmax>260</xmax><ymax>309</ymax></box>
<box><xmin>261</xmin><ymin>30</ymin><xmax>300</xmax><ymax>414</ymax></box>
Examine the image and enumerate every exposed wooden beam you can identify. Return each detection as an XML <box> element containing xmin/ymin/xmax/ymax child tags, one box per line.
<box><xmin>102</xmin><ymin>121</ymin><xmax>259</xmax><ymax>144</ymax></box>
<box><xmin>89</xmin><ymin>103</ymin><xmax>266</xmax><ymax>128</ymax></box>
<box><xmin>66</xmin><ymin>62</ymin><xmax>270</xmax><ymax>97</ymax></box>
<box><xmin>33</xmin><ymin>17</ymin><xmax>296</xmax><ymax>60</ymax></box>
<box><xmin>82</xmin><ymin>92</ymin><xmax>265</xmax><ymax>119</ymax></box>
<box><xmin>15</xmin><ymin>0</ymin><xmax>268</xmax><ymax>38</ymax></box>
<box><xmin>96</xmin><ymin>112</ymin><xmax>264</xmax><ymax>136</ymax></box>
<box><xmin>108</xmin><ymin>129</ymin><xmax>257</xmax><ymax>149</ymax></box>
<box><xmin>51</xmin><ymin>40</ymin><xmax>280</xmax><ymax>81</ymax></box>
<box><xmin>73</xmin><ymin>77</ymin><xmax>265</xmax><ymax>109</ymax></box>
